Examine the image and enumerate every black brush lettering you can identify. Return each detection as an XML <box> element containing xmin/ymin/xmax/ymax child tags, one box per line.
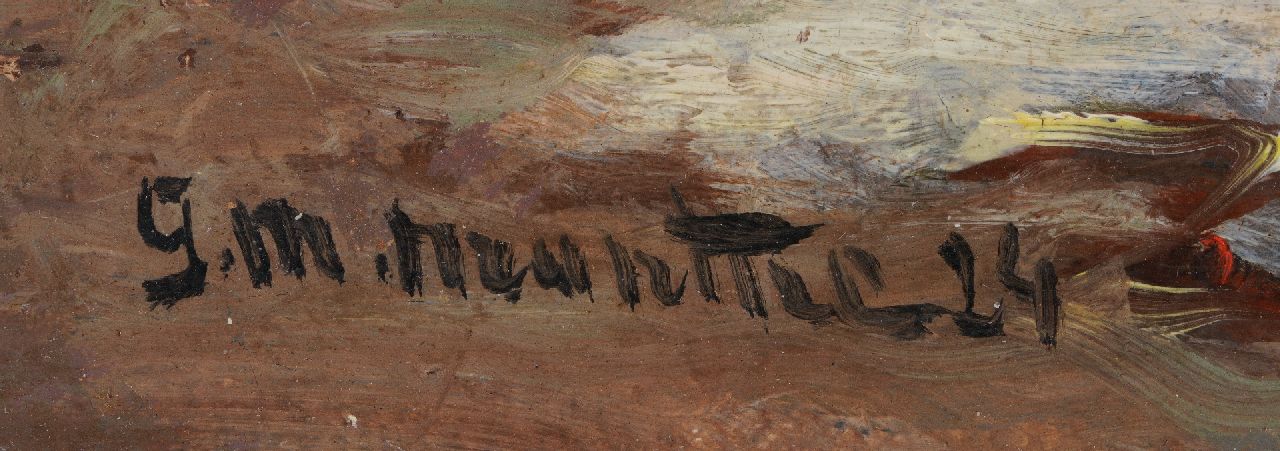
<box><xmin>385</xmin><ymin>202</ymin><xmax>425</xmax><ymax>296</ymax></box>
<box><xmin>690</xmin><ymin>250</ymin><xmax>719</xmax><ymax>303</ymax></box>
<box><xmin>940</xmin><ymin>232</ymin><xmax>1004</xmax><ymax>337</ymax></box>
<box><xmin>727</xmin><ymin>254</ymin><xmax>766</xmax><ymax>318</ymax></box>
<box><xmin>137</xmin><ymin>177</ymin><xmax>188</xmax><ymax>253</ymax></box>
<box><xmin>231</xmin><ymin>198</ymin><xmax>346</xmax><ymax>286</ymax></box>
<box><xmin>952</xmin><ymin>299</ymin><xmax>1005</xmax><ymax>338</ymax></box>
<box><xmin>633</xmin><ymin>250</ymin><xmax>687</xmax><ymax>307</ymax></box>
<box><xmin>1034</xmin><ymin>258</ymin><xmax>1061</xmax><ymax>347</ymax></box>
<box><xmin>466</xmin><ymin>231</ymin><xmax>527</xmax><ymax>303</ymax></box>
<box><xmin>829</xmin><ymin>250</ymin><xmax>948</xmax><ymax>340</ymax></box>
<box><xmin>665</xmin><ymin>188</ymin><xmax>818</xmax><ymax>313</ymax></box>
<box><xmin>424</xmin><ymin>223</ymin><xmax>467</xmax><ymax>298</ymax></box>
<box><xmin>937</xmin><ymin>232</ymin><xmax>976</xmax><ymax>312</ymax></box>
<box><xmin>842</xmin><ymin>246</ymin><xmax>885</xmax><ymax>292</ymax></box>
<box><xmin>559</xmin><ymin>235</ymin><xmax>593</xmax><ymax>301</ymax></box>
<box><xmin>604</xmin><ymin>235</ymin><xmax>640</xmax><ymax>310</ymax></box>
<box><xmin>150</xmin><ymin>176</ymin><xmax>191</xmax><ymax>204</ymax></box>
<box><xmin>230</xmin><ymin>201</ymin><xmax>272</xmax><ymax>288</ymax></box>
<box><xmin>251</xmin><ymin>199</ymin><xmax>308</xmax><ymax>279</ymax></box>
<box><xmin>664</xmin><ymin>213</ymin><xmax>822</xmax><ymax>256</ymax></box>
<box><xmin>531</xmin><ymin>238</ymin><xmax>572</xmax><ymax>297</ymax></box>
<box><xmin>999</xmin><ymin>223</ymin><xmax>1034</xmax><ymax>302</ymax></box>
<box><xmin>668</xmin><ymin>187</ymin><xmax>718</xmax><ymax>303</ymax></box>
<box><xmin>295</xmin><ymin>214</ymin><xmax>345</xmax><ymax>282</ymax></box>
<box><xmin>766</xmin><ymin>260</ymin><xmax>834</xmax><ymax>322</ymax></box>
<box><xmin>385</xmin><ymin>201</ymin><xmax>467</xmax><ymax>298</ymax></box>
<box><xmin>136</xmin><ymin>177</ymin><xmax>207</xmax><ymax>309</ymax></box>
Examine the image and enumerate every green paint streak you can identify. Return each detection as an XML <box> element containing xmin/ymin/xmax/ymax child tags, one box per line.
<box><xmin>315</xmin><ymin>0</ymin><xmax>597</xmax><ymax>126</ymax></box>
<box><xmin>1051</xmin><ymin>305</ymin><xmax>1280</xmax><ymax>442</ymax></box>
<box><xmin>21</xmin><ymin>72</ymin><xmax>66</xmax><ymax>105</ymax></box>
<box><xmin>80</xmin><ymin>0</ymin><xmax>141</xmax><ymax>50</ymax></box>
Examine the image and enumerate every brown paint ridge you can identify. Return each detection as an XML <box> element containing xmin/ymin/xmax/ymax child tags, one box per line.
<box><xmin>571</xmin><ymin>0</ymin><xmax>661</xmax><ymax>36</ymax></box>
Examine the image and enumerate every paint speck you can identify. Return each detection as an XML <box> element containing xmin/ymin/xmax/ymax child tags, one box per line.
<box><xmin>345</xmin><ymin>413</ymin><xmax>358</xmax><ymax>428</ymax></box>
<box><xmin>226</xmin><ymin>317</ymin><xmax>233</xmax><ymax>325</ymax></box>
<box><xmin>1</xmin><ymin>54</ymin><xmax>20</xmax><ymax>81</ymax></box>
<box><xmin>796</xmin><ymin>26</ymin><xmax>813</xmax><ymax>43</ymax></box>
<box><xmin>178</xmin><ymin>48</ymin><xmax>196</xmax><ymax>68</ymax></box>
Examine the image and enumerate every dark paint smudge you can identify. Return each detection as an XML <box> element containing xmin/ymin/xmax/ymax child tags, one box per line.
<box><xmin>375</xmin><ymin>253</ymin><xmax>390</xmax><ymax>283</ymax></box>
<box><xmin>178</xmin><ymin>48</ymin><xmax>195</xmax><ymax>69</ymax></box>
<box><xmin>218</xmin><ymin>248</ymin><xmax>235</xmax><ymax>278</ymax></box>
<box><xmin>15</xmin><ymin>43</ymin><xmax>61</xmax><ymax>70</ymax></box>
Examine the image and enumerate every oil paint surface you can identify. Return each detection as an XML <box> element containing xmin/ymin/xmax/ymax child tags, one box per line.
<box><xmin>3</xmin><ymin>1</ymin><xmax>1280</xmax><ymax>448</ymax></box>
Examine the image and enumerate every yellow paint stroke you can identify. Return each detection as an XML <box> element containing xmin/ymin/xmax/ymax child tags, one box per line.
<box><xmin>1132</xmin><ymin>307</ymin><xmax>1229</xmax><ymax>338</ymax></box>
<box><xmin>1131</xmin><ymin>307</ymin><xmax>1224</xmax><ymax>319</ymax></box>
<box><xmin>981</xmin><ymin>112</ymin><xmax>1280</xmax><ymax>228</ymax></box>
<box><xmin>1127</xmin><ymin>281</ymin><xmax>1212</xmax><ymax>294</ymax></box>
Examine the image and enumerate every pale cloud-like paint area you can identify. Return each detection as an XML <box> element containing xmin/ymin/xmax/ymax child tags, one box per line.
<box><xmin>1219</xmin><ymin>199</ymin><xmax>1280</xmax><ymax>275</ymax></box>
<box><xmin>507</xmin><ymin>0</ymin><xmax>1280</xmax><ymax>180</ymax></box>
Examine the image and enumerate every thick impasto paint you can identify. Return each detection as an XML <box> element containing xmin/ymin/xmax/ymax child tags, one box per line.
<box><xmin>4</xmin><ymin>1</ymin><xmax>1280</xmax><ymax>448</ymax></box>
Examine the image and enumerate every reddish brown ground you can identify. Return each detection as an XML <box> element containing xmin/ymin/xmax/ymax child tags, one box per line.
<box><xmin>3</xmin><ymin>1</ymin><xmax>1280</xmax><ymax>449</ymax></box>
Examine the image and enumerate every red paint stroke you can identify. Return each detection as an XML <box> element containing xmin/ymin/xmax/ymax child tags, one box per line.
<box><xmin>1198</xmin><ymin>232</ymin><xmax>1235</xmax><ymax>286</ymax></box>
